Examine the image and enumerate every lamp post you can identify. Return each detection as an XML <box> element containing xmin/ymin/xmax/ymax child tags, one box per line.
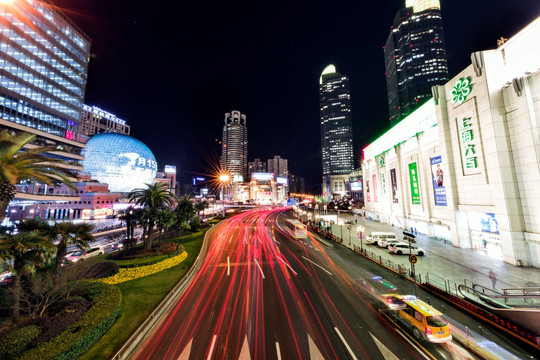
<box><xmin>219</xmin><ymin>174</ymin><xmax>230</xmax><ymax>217</ymax></box>
<box><xmin>357</xmin><ymin>225</ymin><xmax>365</xmax><ymax>253</ymax></box>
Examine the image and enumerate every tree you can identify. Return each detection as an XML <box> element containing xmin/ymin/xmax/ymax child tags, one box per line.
<box><xmin>0</xmin><ymin>130</ymin><xmax>77</xmax><ymax>223</ymax></box>
<box><xmin>51</xmin><ymin>222</ymin><xmax>94</xmax><ymax>271</ymax></box>
<box><xmin>0</xmin><ymin>230</ymin><xmax>55</xmax><ymax>325</ymax></box>
<box><xmin>194</xmin><ymin>201</ymin><xmax>209</xmax><ymax>221</ymax></box>
<box><xmin>118</xmin><ymin>205</ymin><xmax>138</xmax><ymax>244</ymax></box>
<box><xmin>128</xmin><ymin>183</ymin><xmax>178</xmax><ymax>249</ymax></box>
<box><xmin>155</xmin><ymin>208</ymin><xmax>175</xmax><ymax>245</ymax></box>
<box><xmin>174</xmin><ymin>195</ymin><xmax>195</xmax><ymax>231</ymax></box>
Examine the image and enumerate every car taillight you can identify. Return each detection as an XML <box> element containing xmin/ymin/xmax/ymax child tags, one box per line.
<box><xmin>425</xmin><ymin>327</ymin><xmax>432</xmax><ymax>335</ymax></box>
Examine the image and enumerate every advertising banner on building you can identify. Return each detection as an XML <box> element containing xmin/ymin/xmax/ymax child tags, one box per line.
<box><xmin>431</xmin><ymin>156</ymin><xmax>447</xmax><ymax>206</ymax></box>
<box><xmin>366</xmin><ymin>180</ymin><xmax>370</xmax><ymax>202</ymax></box>
<box><xmin>408</xmin><ymin>162</ymin><xmax>421</xmax><ymax>205</ymax></box>
<box><xmin>390</xmin><ymin>168</ymin><xmax>399</xmax><ymax>203</ymax></box>
<box><xmin>372</xmin><ymin>174</ymin><xmax>378</xmax><ymax>202</ymax></box>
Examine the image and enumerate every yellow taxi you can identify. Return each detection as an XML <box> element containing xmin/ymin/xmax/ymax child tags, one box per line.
<box><xmin>395</xmin><ymin>295</ymin><xmax>452</xmax><ymax>343</ymax></box>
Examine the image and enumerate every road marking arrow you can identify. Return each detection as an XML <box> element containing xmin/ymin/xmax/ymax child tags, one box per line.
<box><xmin>369</xmin><ymin>332</ymin><xmax>399</xmax><ymax>360</ymax></box>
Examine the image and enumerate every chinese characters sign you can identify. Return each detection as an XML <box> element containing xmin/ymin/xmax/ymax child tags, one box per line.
<box><xmin>391</xmin><ymin>168</ymin><xmax>399</xmax><ymax>203</ymax></box>
<box><xmin>431</xmin><ymin>156</ymin><xmax>447</xmax><ymax>206</ymax></box>
<box><xmin>458</xmin><ymin>117</ymin><xmax>482</xmax><ymax>175</ymax></box>
<box><xmin>408</xmin><ymin>162</ymin><xmax>421</xmax><ymax>205</ymax></box>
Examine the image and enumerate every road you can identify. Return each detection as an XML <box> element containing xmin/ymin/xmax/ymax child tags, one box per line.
<box><xmin>134</xmin><ymin>208</ymin><xmax>475</xmax><ymax>359</ymax></box>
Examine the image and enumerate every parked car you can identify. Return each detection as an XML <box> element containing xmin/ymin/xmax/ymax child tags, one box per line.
<box><xmin>66</xmin><ymin>247</ymin><xmax>104</xmax><ymax>263</ymax></box>
<box><xmin>389</xmin><ymin>243</ymin><xmax>426</xmax><ymax>256</ymax></box>
<box><xmin>377</xmin><ymin>238</ymin><xmax>401</xmax><ymax>248</ymax></box>
<box><xmin>366</xmin><ymin>232</ymin><xmax>398</xmax><ymax>245</ymax></box>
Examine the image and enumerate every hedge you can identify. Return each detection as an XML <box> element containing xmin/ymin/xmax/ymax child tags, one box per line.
<box><xmin>98</xmin><ymin>251</ymin><xmax>188</xmax><ymax>285</ymax></box>
<box><xmin>114</xmin><ymin>254</ymin><xmax>168</xmax><ymax>268</ymax></box>
<box><xmin>19</xmin><ymin>282</ymin><xmax>122</xmax><ymax>360</ymax></box>
<box><xmin>0</xmin><ymin>325</ymin><xmax>41</xmax><ymax>359</ymax></box>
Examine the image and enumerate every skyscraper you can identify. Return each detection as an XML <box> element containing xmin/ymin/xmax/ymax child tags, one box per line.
<box><xmin>0</xmin><ymin>0</ymin><xmax>91</xmax><ymax>205</ymax></box>
<box><xmin>80</xmin><ymin>105</ymin><xmax>130</xmax><ymax>136</ymax></box>
<box><xmin>221</xmin><ymin>110</ymin><xmax>248</xmax><ymax>181</ymax></box>
<box><xmin>248</xmin><ymin>158</ymin><xmax>266</xmax><ymax>179</ymax></box>
<box><xmin>384</xmin><ymin>0</ymin><xmax>449</xmax><ymax>124</ymax></box>
<box><xmin>319</xmin><ymin>65</ymin><xmax>354</xmax><ymax>199</ymax></box>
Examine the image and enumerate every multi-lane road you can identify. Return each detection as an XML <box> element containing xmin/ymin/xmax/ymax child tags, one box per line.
<box><xmin>133</xmin><ymin>208</ymin><xmax>479</xmax><ymax>359</ymax></box>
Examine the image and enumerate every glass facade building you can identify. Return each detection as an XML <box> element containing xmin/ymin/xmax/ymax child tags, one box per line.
<box><xmin>0</xmin><ymin>0</ymin><xmax>90</xmax><ymax>139</ymax></box>
<box><xmin>319</xmin><ymin>64</ymin><xmax>354</xmax><ymax>177</ymax></box>
<box><xmin>384</xmin><ymin>0</ymin><xmax>449</xmax><ymax>125</ymax></box>
<box><xmin>221</xmin><ymin>110</ymin><xmax>248</xmax><ymax>180</ymax></box>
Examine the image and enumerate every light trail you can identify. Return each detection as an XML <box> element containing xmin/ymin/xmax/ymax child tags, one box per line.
<box><xmin>302</xmin><ymin>256</ymin><xmax>333</xmax><ymax>275</ymax></box>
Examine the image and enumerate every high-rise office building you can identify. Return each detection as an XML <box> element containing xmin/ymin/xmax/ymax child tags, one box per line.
<box><xmin>319</xmin><ymin>65</ymin><xmax>354</xmax><ymax>199</ymax></box>
<box><xmin>384</xmin><ymin>0</ymin><xmax>449</xmax><ymax>124</ymax></box>
<box><xmin>221</xmin><ymin>110</ymin><xmax>248</xmax><ymax>181</ymax></box>
<box><xmin>80</xmin><ymin>105</ymin><xmax>130</xmax><ymax>136</ymax></box>
<box><xmin>267</xmin><ymin>155</ymin><xmax>288</xmax><ymax>178</ymax></box>
<box><xmin>248</xmin><ymin>158</ymin><xmax>266</xmax><ymax>179</ymax></box>
<box><xmin>0</xmin><ymin>0</ymin><xmax>91</xmax><ymax>206</ymax></box>
<box><xmin>288</xmin><ymin>174</ymin><xmax>305</xmax><ymax>195</ymax></box>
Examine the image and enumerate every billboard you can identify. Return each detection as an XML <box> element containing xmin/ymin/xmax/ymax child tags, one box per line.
<box><xmin>390</xmin><ymin>168</ymin><xmax>399</xmax><ymax>203</ymax></box>
<box><xmin>252</xmin><ymin>172</ymin><xmax>274</xmax><ymax>181</ymax></box>
<box><xmin>82</xmin><ymin>133</ymin><xmax>157</xmax><ymax>193</ymax></box>
<box><xmin>164</xmin><ymin>165</ymin><xmax>176</xmax><ymax>173</ymax></box>
<box><xmin>350</xmin><ymin>181</ymin><xmax>362</xmax><ymax>191</ymax></box>
<box><xmin>408</xmin><ymin>162</ymin><xmax>421</xmax><ymax>205</ymax></box>
<box><xmin>431</xmin><ymin>156</ymin><xmax>447</xmax><ymax>206</ymax></box>
<box><xmin>276</xmin><ymin>177</ymin><xmax>288</xmax><ymax>185</ymax></box>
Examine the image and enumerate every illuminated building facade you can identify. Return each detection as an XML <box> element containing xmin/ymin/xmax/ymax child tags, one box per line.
<box><xmin>80</xmin><ymin>105</ymin><xmax>130</xmax><ymax>136</ymax></box>
<box><xmin>319</xmin><ymin>65</ymin><xmax>354</xmax><ymax>199</ymax></box>
<box><xmin>221</xmin><ymin>110</ymin><xmax>248</xmax><ymax>180</ymax></box>
<box><xmin>288</xmin><ymin>174</ymin><xmax>305</xmax><ymax>194</ymax></box>
<box><xmin>363</xmin><ymin>17</ymin><xmax>540</xmax><ymax>267</ymax></box>
<box><xmin>0</xmin><ymin>0</ymin><xmax>91</xmax><ymax>214</ymax></box>
<box><xmin>384</xmin><ymin>0</ymin><xmax>449</xmax><ymax>125</ymax></box>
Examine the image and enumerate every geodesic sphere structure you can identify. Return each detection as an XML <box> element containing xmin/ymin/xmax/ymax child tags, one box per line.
<box><xmin>82</xmin><ymin>133</ymin><xmax>157</xmax><ymax>193</ymax></box>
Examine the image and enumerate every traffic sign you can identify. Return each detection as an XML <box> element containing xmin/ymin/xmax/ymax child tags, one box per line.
<box><xmin>409</xmin><ymin>254</ymin><xmax>418</xmax><ymax>264</ymax></box>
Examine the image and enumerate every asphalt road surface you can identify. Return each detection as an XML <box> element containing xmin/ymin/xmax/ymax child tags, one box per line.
<box><xmin>134</xmin><ymin>209</ymin><xmax>479</xmax><ymax>360</ymax></box>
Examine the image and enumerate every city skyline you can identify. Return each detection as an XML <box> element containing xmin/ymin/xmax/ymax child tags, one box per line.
<box><xmin>49</xmin><ymin>0</ymin><xmax>540</xmax><ymax>191</ymax></box>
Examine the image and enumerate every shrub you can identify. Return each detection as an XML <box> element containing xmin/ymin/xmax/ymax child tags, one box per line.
<box><xmin>83</xmin><ymin>261</ymin><xmax>120</xmax><ymax>279</ymax></box>
<box><xmin>0</xmin><ymin>325</ymin><xmax>41</xmax><ymax>359</ymax></box>
<box><xmin>20</xmin><ymin>282</ymin><xmax>122</xmax><ymax>360</ymax></box>
<box><xmin>115</xmin><ymin>254</ymin><xmax>168</xmax><ymax>268</ymax></box>
<box><xmin>35</xmin><ymin>298</ymin><xmax>93</xmax><ymax>343</ymax></box>
<box><xmin>157</xmin><ymin>242</ymin><xmax>177</xmax><ymax>255</ymax></box>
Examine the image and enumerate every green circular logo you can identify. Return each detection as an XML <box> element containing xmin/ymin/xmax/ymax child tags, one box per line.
<box><xmin>379</xmin><ymin>157</ymin><xmax>385</xmax><ymax>167</ymax></box>
<box><xmin>450</xmin><ymin>77</ymin><xmax>471</xmax><ymax>104</ymax></box>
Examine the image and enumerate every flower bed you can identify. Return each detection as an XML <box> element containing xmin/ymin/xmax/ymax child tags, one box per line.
<box><xmin>98</xmin><ymin>251</ymin><xmax>188</xmax><ymax>285</ymax></box>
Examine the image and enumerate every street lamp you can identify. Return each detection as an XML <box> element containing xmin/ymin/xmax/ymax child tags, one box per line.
<box><xmin>219</xmin><ymin>173</ymin><xmax>230</xmax><ymax>217</ymax></box>
<box><xmin>357</xmin><ymin>225</ymin><xmax>365</xmax><ymax>253</ymax></box>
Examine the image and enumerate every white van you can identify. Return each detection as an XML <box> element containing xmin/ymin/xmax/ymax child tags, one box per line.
<box><xmin>365</xmin><ymin>232</ymin><xmax>398</xmax><ymax>245</ymax></box>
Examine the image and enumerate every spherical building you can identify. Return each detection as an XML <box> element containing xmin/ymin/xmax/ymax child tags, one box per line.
<box><xmin>82</xmin><ymin>133</ymin><xmax>157</xmax><ymax>193</ymax></box>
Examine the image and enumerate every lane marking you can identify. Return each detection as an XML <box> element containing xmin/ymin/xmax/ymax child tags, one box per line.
<box><xmin>176</xmin><ymin>338</ymin><xmax>192</xmax><ymax>360</ymax></box>
<box><xmin>392</xmin><ymin>328</ymin><xmax>432</xmax><ymax>360</ymax></box>
<box><xmin>334</xmin><ymin>327</ymin><xmax>358</xmax><ymax>360</ymax></box>
<box><xmin>302</xmin><ymin>256</ymin><xmax>333</xmax><ymax>276</ymax></box>
<box><xmin>238</xmin><ymin>336</ymin><xmax>252</xmax><ymax>360</ymax></box>
<box><xmin>369</xmin><ymin>332</ymin><xmax>399</xmax><ymax>360</ymax></box>
<box><xmin>227</xmin><ymin>256</ymin><xmax>230</xmax><ymax>276</ymax></box>
<box><xmin>278</xmin><ymin>256</ymin><xmax>297</xmax><ymax>276</ymax></box>
<box><xmin>207</xmin><ymin>334</ymin><xmax>217</xmax><ymax>360</ymax></box>
<box><xmin>229</xmin><ymin>235</ymin><xmax>233</xmax><ymax>243</ymax></box>
<box><xmin>254</xmin><ymin>258</ymin><xmax>265</xmax><ymax>279</ymax></box>
<box><xmin>275</xmin><ymin>342</ymin><xmax>282</xmax><ymax>360</ymax></box>
<box><xmin>307</xmin><ymin>334</ymin><xmax>326</xmax><ymax>360</ymax></box>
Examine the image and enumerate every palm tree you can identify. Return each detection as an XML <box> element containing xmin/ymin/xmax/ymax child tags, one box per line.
<box><xmin>118</xmin><ymin>205</ymin><xmax>138</xmax><ymax>245</ymax></box>
<box><xmin>194</xmin><ymin>201</ymin><xmax>209</xmax><ymax>221</ymax></box>
<box><xmin>0</xmin><ymin>130</ymin><xmax>77</xmax><ymax>223</ymax></box>
<box><xmin>51</xmin><ymin>222</ymin><xmax>94</xmax><ymax>270</ymax></box>
<box><xmin>128</xmin><ymin>183</ymin><xmax>178</xmax><ymax>249</ymax></box>
<box><xmin>0</xmin><ymin>230</ymin><xmax>55</xmax><ymax>325</ymax></box>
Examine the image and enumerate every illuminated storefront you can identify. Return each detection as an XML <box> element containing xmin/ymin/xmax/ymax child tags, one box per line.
<box><xmin>363</xmin><ymin>17</ymin><xmax>540</xmax><ymax>267</ymax></box>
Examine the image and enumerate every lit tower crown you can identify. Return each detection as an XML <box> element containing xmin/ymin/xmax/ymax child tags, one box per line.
<box><xmin>319</xmin><ymin>64</ymin><xmax>354</xmax><ymax>177</ymax></box>
<box><xmin>384</xmin><ymin>0</ymin><xmax>448</xmax><ymax>125</ymax></box>
<box><xmin>221</xmin><ymin>110</ymin><xmax>248</xmax><ymax>181</ymax></box>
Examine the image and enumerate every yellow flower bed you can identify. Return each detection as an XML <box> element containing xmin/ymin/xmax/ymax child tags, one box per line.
<box><xmin>99</xmin><ymin>251</ymin><xmax>188</xmax><ymax>285</ymax></box>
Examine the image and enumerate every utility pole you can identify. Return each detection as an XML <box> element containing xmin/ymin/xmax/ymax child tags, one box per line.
<box><xmin>403</xmin><ymin>231</ymin><xmax>418</xmax><ymax>297</ymax></box>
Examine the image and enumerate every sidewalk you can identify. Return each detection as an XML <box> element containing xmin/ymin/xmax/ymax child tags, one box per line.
<box><xmin>311</xmin><ymin>211</ymin><xmax>540</xmax><ymax>291</ymax></box>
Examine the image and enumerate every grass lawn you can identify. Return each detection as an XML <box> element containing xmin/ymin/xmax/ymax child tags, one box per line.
<box><xmin>78</xmin><ymin>229</ymin><xmax>207</xmax><ymax>360</ymax></box>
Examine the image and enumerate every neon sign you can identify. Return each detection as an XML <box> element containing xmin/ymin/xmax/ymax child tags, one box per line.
<box><xmin>450</xmin><ymin>77</ymin><xmax>471</xmax><ymax>104</ymax></box>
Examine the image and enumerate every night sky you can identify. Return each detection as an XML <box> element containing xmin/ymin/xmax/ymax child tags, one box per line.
<box><xmin>51</xmin><ymin>0</ymin><xmax>540</xmax><ymax>192</ymax></box>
